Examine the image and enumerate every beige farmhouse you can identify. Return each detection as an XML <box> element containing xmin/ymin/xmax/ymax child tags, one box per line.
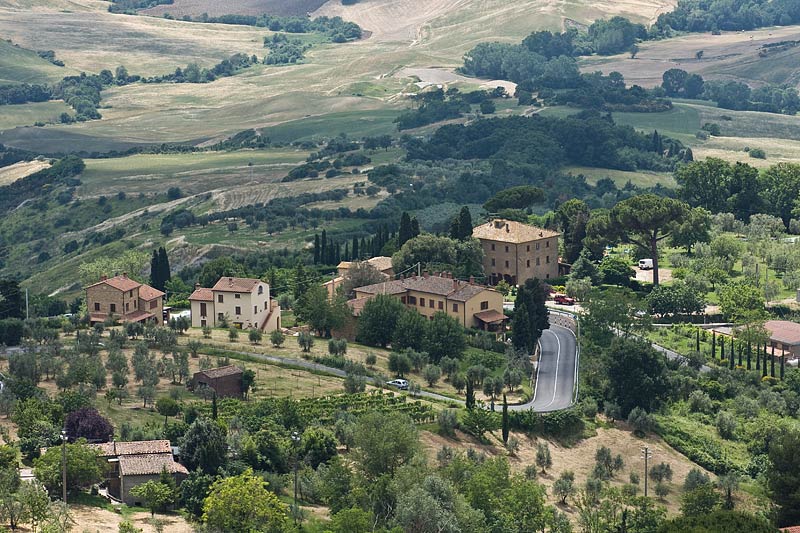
<box><xmin>350</xmin><ymin>272</ymin><xmax>506</xmax><ymax>331</ymax></box>
<box><xmin>323</xmin><ymin>256</ymin><xmax>394</xmax><ymax>298</ymax></box>
<box><xmin>472</xmin><ymin>219</ymin><xmax>561</xmax><ymax>285</ymax></box>
<box><xmin>189</xmin><ymin>276</ymin><xmax>280</xmax><ymax>331</ymax></box>
<box><xmin>85</xmin><ymin>274</ymin><xmax>164</xmax><ymax>326</ymax></box>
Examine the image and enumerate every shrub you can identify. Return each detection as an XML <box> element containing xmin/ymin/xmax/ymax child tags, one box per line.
<box><xmin>684</xmin><ymin>468</ymin><xmax>711</xmax><ymax>491</ymax></box>
<box><xmin>228</xmin><ymin>328</ymin><xmax>239</xmax><ymax>342</ymax></box>
<box><xmin>270</xmin><ymin>329</ymin><xmax>285</xmax><ymax>347</ymax></box>
<box><xmin>298</xmin><ymin>331</ymin><xmax>314</xmax><ymax>352</ymax></box>
<box><xmin>437</xmin><ymin>409</ymin><xmax>457</xmax><ymax>437</ymax></box>
<box><xmin>365</xmin><ymin>352</ymin><xmax>377</xmax><ymax>367</ymax></box>
<box><xmin>749</xmin><ymin>148</ymin><xmax>766</xmax><ymax>159</ymax></box>
<box><xmin>627</xmin><ymin>407</ymin><xmax>654</xmax><ymax>435</ymax></box>
<box><xmin>248</xmin><ymin>329</ymin><xmax>262</xmax><ymax>344</ymax></box>
<box><xmin>343</xmin><ymin>374</ymin><xmax>366</xmax><ymax>394</ymax></box>
<box><xmin>715</xmin><ymin>411</ymin><xmax>737</xmax><ymax>440</ymax></box>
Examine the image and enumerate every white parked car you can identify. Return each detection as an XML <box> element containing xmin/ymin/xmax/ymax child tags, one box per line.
<box><xmin>639</xmin><ymin>258</ymin><xmax>654</xmax><ymax>270</ymax></box>
<box><xmin>386</xmin><ymin>379</ymin><xmax>409</xmax><ymax>390</ymax></box>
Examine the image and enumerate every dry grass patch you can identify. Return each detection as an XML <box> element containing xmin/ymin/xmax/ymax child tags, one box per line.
<box><xmin>0</xmin><ymin>159</ymin><xmax>50</xmax><ymax>186</ymax></box>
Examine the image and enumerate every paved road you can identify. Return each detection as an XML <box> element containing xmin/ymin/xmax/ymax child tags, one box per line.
<box><xmin>514</xmin><ymin>324</ymin><xmax>578</xmax><ymax>412</ymax></box>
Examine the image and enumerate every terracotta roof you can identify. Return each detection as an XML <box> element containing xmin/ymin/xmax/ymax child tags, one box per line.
<box><xmin>189</xmin><ymin>288</ymin><xmax>214</xmax><ymax>301</ymax></box>
<box><xmin>765</xmin><ymin>320</ymin><xmax>800</xmax><ymax>346</ymax></box>
<box><xmin>472</xmin><ymin>219</ymin><xmax>560</xmax><ymax>244</ymax></box>
<box><xmin>138</xmin><ymin>285</ymin><xmax>164</xmax><ymax>301</ymax></box>
<box><xmin>211</xmin><ymin>277</ymin><xmax>262</xmax><ymax>293</ymax></box>
<box><xmin>338</xmin><ymin>256</ymin><xmax>394</xmax><ymax>273</ymax></box>
<box><xmin>123</xmin><ymin>310</ymin><xmax>154</xmax><ymax>323</ymax></box>
<box><xmin>197</xmin><ymin>365</ymin><xmax>243</xmax><ymax>379</ymax></box>
<box><xmin>347</xmin><ymin>296</ymin><xmax>373</xmax><ymax>317</ymax></box>
<box><xmin>473</xmin><ymin>310</ymin><xmax>509</xmax><ymax>323</ymax></box>
<box><xmin>782</xmin><ymin>527</ymin><xmax>800</xmax><ymax>533</ymax></box>
<box><xmin>89</xmin><ymin>440</ymin><xmax>173</xmax><ymax>457</ymax></box>
<box><xmin>354</xmin><ymin>275</ymin><xmax>495</xmax><ymax>302</ymax></box>
<box><xmin>86</xmin><ymin>274</ymin><xmax>141</xmax><ymax>292</ymax></box>
<box><xmin>118</xmin><ymin>453</ymin><xmax>189</xmax><ymax>476</ymax></box>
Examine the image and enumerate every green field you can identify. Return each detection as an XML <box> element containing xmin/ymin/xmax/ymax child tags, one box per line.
<box><xmin>0</xmin><ymin>100</ymin><xmax>72</xmax><ymax>130</ymax></box>
<box><xmin>0</xmin><ymin>39</ymin><xmax>76</xmax><ymax>84</ymax></box>
<box><xmin>564</xmin><ymin>166</ymin><xmax>676</xmax><ymax>188</ymax></box>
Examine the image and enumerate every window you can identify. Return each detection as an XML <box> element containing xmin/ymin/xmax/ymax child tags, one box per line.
<box><xmin>235</xmin><ymin>306</ymin><xmax>241</xmax><ymax>315</ymax></box>
<box><xmin>505</xmin><ymin>245</ymin><xmax>509</xmax><ymax>252</ymax></box>
<box><xmin>218</xmin><ymin>294</ymin><xmax>224</xmax><ymax>303</ymax></box>
<box><xmin>526</xmin><ymin>244</ymin><xmax>530</xmax><ymax>252</ymax></box>
<box><xmin>110</xmin><ymin>303</ymin><xmax>116</xmax><ymax>313</ymax></box>
<box><xmin>438</xmin><ymin>301</ymin><xmax>443</xmax><ymax>310</ymax></box>
<box><xmin>401</xmin><ymin>296</ymin><xmax>407</xmax><ymax>304</ymax></box>
<box><xmin>150</xmin><ymin>300</ymin><xmax>157</xmax><ymax>309</ymax></box>
<box><xmin>134</xmin><ymin>300</ymin><xmax>137</xmax><ymax>309</ymax></box>
<box><xmin>480</xmin><ymin>301</ymin><xmax>489</xmax><ymax>310</ymax></box>
<box><xmin>536</xmin><ymin>242</ymin><xmax>540</xmax><ymax>250</ymax></box>
<box><xmin>235</xmin><ymin>293</ymin><xmax>241</xmax><ymax>299</ymax></box>
<box><xmin>218</xmin><ymin>313</ymin><xmax>224</xmax><ymax>321</ymax></box>
<box><xmin>505</xmin><ymin>260</ymin><xmax>509</xmax><ymax>268</ymax></box>
<box><xmin>200</xmin><ymin>303</ymin><xmax>207</xmax><ymax>315</ymax></box>
<box><xmin>546</xmin><ymin>256</ymin><xmax>550</xmax><ymax>264</ymax></box>
<box><xmin>452</xmin><ymin>303</ymin><xmax>459</xmax><ymax>312</ymax></box>
<box><xmin>429</xmin><ymin>300</ymin><xmax>434</xmax><ymax>308</ymax></box>
<box><xmin>125</xmin><ymin>303</ymin><xmax>129</xmax><ymax>312</ymax></box>
<box><xmin>546</xmin><ymin>273</ymin><xmax>550</xmax><ymax>279</ymax></box>
<box><xmin>408</xmin><ymin>296</ymin><xmax>417</xmax><ymax>305</ymax></box>
<box><xmin>254</xmin><ymin>305</ymin><xmax>257</xmax><ymax>314</ymax></box>
<box><xmin>536</xmin><ymin>258</ymin><xmax>540</xmax><ymax>266</ymax></box>
<box><xmin>129</xmin><ymin>290</ymin><xmax>133</xmax><ymax>297</ymax></box>
<box><xmin>94</xmin><ymin>302</ymin><xmax>100</xmax><ymax>311</ymax></box>
<box><xmin>420</xmin><ymin>297</ymin><xmax>425</xmax><ymax>307</ymax></box>
<box><xmin>491</xmin><ymin>258</ymin><xmax>496</xmax><ymax>266</ymax></box>
<box><xmin>491</xmin><ymin>243</ymin><xmax>495</xmax><ymax>251</ymax></box>
<box><xmin>258</xmin><ymin>286</ymin><xmax>263</xmax><ymax>295</ymax></box>
<box><xmin>526</xmin><ymin>260</ymin><xmax>530</xmax><ymax>268</ymax></box>
<box><xmin>201</xmin><ymin>320</ymin><xmax>206</xmax><ymax>327</ymax></box>
<box><xmin>546</xmin><ymin>240</ymin><xmax>550</xmax><ymax>248</ymax></box>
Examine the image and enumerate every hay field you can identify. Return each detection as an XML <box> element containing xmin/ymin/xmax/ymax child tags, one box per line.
<box><xmin>0</xmin><ymin>39</ymin><xmax>77</xmax><ymax>84</ymax></box>
<box><xmin>0</xmin><ymin>100</ymin><xmax>72</xmax><ymax>129</ymax></box>
<box><xmin>0</xmin><ymin>0</ymin><xmax>677</xmax><ymax>150</ymax></box>
<box><xmin>143</xmin><ymin>0</ymin><xmax>328</xmax><ymax>17</ymax></box>
<box><xmin>580</xmin><ymin>25</ymin><xmax>800</xmax><ymax>88</ymax></box>
<box><xmin>0</xmin><ymin>159</ymin><xmax>50</xmax><ymax>185</ymax></box>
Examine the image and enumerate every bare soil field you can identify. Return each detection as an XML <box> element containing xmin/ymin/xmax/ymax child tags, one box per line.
<box><xmin>71</xmin><ymin>506</ymin><xmax>193</xmax><ymax>533</ymax></box>
<box><xmin>581</xmin><ymin>25</ymin><xmax>800</xmax><ymax>88</ymax></box>
<box><xmin>0</xmin><ymin>159</ymin><xmax>50</xmax><ymax>186</ymax></box>
<box><xmin>144</xmin><ymin>0</ymin><xmax>328</xmax><ymax>17</ymax></box>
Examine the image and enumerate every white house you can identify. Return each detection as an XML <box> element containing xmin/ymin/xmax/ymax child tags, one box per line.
<box><xmin>189</xmin><ymin>276</ymin><xmax>280</xmax><ymax>331</ymax></box>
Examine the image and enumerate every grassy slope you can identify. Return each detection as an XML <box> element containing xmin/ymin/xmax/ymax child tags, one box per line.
<box><xmin>0</xmin><ymin>39</ymin><xmax>77</xmax><ymax>84</ymax></box>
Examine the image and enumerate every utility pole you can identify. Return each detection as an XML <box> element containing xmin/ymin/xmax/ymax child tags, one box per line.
<box><xmin>641</xmin><ymin>446</ymin><xmax>652</xmax><ymax>498</ymax></box>
<box><xmin>61</xmin><ymin>429</ymin><xmax>67</xmax><ymax>504</ymax></box>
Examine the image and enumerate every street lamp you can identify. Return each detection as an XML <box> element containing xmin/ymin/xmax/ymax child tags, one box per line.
<box><xmin>290</xmin><ymin>431</ymin><xmax>301</xmax><ymax>525</ymax></box>
<box><xmin>61</xmin><ymin>429</ymin><xmax>68</xmax><ymax>505</ymax></box>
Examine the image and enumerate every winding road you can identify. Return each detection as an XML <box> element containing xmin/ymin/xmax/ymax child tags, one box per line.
<box><xmin>519</xmin><ymin>324</ymin><xmax>579</xmax><ymax>412</ymax></box>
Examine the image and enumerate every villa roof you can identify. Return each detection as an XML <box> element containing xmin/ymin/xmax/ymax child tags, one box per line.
<box><xmin>138</xmin><ymin>285</ymin><xmax>164</xmax><ymax>301</ymax></box>
<box><xmin>472</xmin><ymin>219</ymin><xmax>560</xmax><ymax>244</ymax></box>
<box><xmin>197</xmin><ymin>365</ymin><xmax>243</xmax><ymax>379</ymax></box>
<box><xmin>765</xmin><ymin>320</ymin><xmax>800</xmax><ymax>347</ymax></box>
<box><xmin>90</xmin><ymin>440</ymin><xmax>173</xmax><ymax>457</ymax></box>
<box><xmin>188</xmin><ymin>288</ymin><xmax>214</xmax><ymax>301</ymax></box>
<box><xmin>211</xmin><ymin>277</ymin><xmax>262</xmax><ymax>293</ymax></box>
<box><xmin>118</xmin><ymin>453</ymin><xmax>189</xmax><ymax>476</ymax></box>
<box><xmin>86</xmin><ymin>274</ymin><xmax>141</xmax><ymax>292</ymax></box>
<box><xmin>338</xmin><ymin>256</ymin><xmax>394</xmax><ymax>273</ymax></box>
<box><xmin>473</xmin><ymin>310</ymin><xmax>508</xmax><ymax>323</ymax></box>
<box><xmin>354</xmin><ymin>275</ymin><xmax>494</xmax><ymax>302</ymax></box>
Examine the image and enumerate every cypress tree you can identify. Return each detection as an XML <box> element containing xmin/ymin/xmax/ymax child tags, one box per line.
<box><xmin>746</xmin><ymin>343</ymin><xmax>751</xmax><ymax>370</ymax></box>
<box><xmin>466</xmin><ymin>380</ymin><xmax>475</xmax><ymax>410</ymax></box>
<box><xmin>321</xmin><ymin>230</ymin><xmax>327</xmax><ymax>264</ymax></box>
<box><xmin>360</xmin><ymin>237</ymin><xmax>368</xmax><ymax>258</ymax></box>
<box><xmin>158</xmin><ymin>247</ymin><xmax>171</xmax><ymax>289</ymax></box>
<box><xmin>352</xmin><ymin>237</ymin><xmax>359</xmax><ymax>260</ymax></box>
<box><xmin>410</xmin><ymin>217</ymin><xmax>420</xmax><ymax>239</ymax></box>
<box><xmin>720</xmin><ymin>336</ymin><xmax>725</xmax><ymax>362</ymax></box>
<box><xmin>781</xmin><ymin>352</ymin><xmax>785</xmax><ymax>379</ymax></box>
<box><xmin>756</xmin><ymin>343</ymin><xmax>761</xmax><ymax>370</ymax></box>
<box><xmin>344</xmin><ymin>242</ymin><xmax>350</xmax><ymax>262</ymax></box>
<box><xmin>771</xmin><ymin>345</ymin><xmax>776</xmax><ymax>378</ymax></box>
<box><xmin>313</xmin><ymin>234</ymin><xmax>320</xmax><ymax>264</ymax></box>
<box><xmin>729</xmin><ymin>340</ymin><xmax>735</xmax><ymax>369</ymax></box>
<box><xmin>502</xmin><ymin>394</ymin><xmax>509</xmax><ymax>445</ymax></box>
<box><xmin>150</xmin><ymin>250</ymin><xmax>160</xmax><ymax>289</ymax></box>
<box><xmin>398</xmin><ymin>212</ymin><xmax>413</xmax><ymax>246</ymax></box>
<box><xmin>737</xmin><ymin>341</ymin><xmax>743</xmax><ymax>366</ymax></box>
<box><xmin>711</xmin><ymin>331</ymin><xmax>716</xmax><ymax>359</ymax></box>
<box><xmin>695</xmin><ymin>329</ymin><xmax>700</xmax><ymax>352</ymax></box>
<box><xmin>212</xmin><ymin>392</ymin><xmax>218</xmax><ymax>420</ymax></box>
<box><xmin>763</xmin><ymin>343</ymin><xmax>768</xmax><ymax>377</ymax></box>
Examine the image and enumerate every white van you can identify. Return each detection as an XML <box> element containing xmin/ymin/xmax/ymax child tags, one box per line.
<box><xmin>639</xmin><ymin>259</ymin><xmax>654</xmax><ymax>270</ymax></box>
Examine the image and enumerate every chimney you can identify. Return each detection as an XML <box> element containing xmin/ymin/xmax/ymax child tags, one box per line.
<box><xmin>453</xmin><ymin>278</ymin><xmax>459</xmax><ymax>289</ymax></box>
<box><xmin>122</xmin><ymin>272</ymin><xmax>128</xmax><ymax>278</ymax></box>
<box><xmin>505</xmin><ymin>224</ymin><xmax>510</xmax><ymax>232</ymax></box>
<box><xmin>100</xmin><ymin>275</ymin><xmax>108</xmax><ymax>281</ymax></box>
<box><xmin>195</xmin><ymin>283</ymin><xmax>201</xmax><ymax>290</ymax></box>
<box><xmin>423</xmin><ymin>271</ymin><xmax>429</xmax><ymax>279</ymax></box>
<box><xmin>229</xmin><ymin>277</ymin><xmax>234</xmax><ymax>286</ymax></box>
<box><xmin>469</xmin><ymin>276</ymin><xmax>475</xmax><ymax>284</ymax></box>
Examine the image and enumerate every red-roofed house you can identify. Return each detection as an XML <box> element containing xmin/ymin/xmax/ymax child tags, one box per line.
<box><xmin>189</xmin><ymin>277</ymin><xmax>280</xmax><ymax>331</ymax></box>
<box><xmin>351</xmin><ymin>273</ymin><xmax>506</xmax><ymax>331</ymax></box>
<box><xmin>85</xmin><ymin>274</ymin><xmax>164</xmax><ymax>326</ymax></box>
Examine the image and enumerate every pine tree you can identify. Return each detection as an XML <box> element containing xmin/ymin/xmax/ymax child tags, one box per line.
<box><xmin>502</xmin><ymin>394</ymin><xmax>509</xmax><ymax>445</ymax></box>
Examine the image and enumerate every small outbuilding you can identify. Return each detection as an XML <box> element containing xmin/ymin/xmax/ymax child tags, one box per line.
<box><xmin>188</xmin><ymin>365</ymin><xmax>244</xmax><ymax>398</ymax></box>
<box><xmin>765</xmin><ymin>320</ymin><xmax>800</xmax><ymax>359</ymax></box>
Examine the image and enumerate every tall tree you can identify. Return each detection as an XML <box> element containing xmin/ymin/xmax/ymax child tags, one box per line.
<box><xmin>449</xmin><ymin>206</ymin><xmax>473</xmax><ymax>241</ymax></box>
<box><xmin>398</xmin><ymin>212</ymin><xmax>414</xmax><ymax>246</ymax></box>
<box><xmin>150</xmin><ymin>250</ymin><xmax>160</xmax><ymax>290</ymax></box>
<box><xmin>606</xmin><ymin>337</ymin><xmax>669</xmax><ymax>417</ymax></box>
<box><xmin>768</xmin><ymin>429</ymin><xmax>800</xmax><ymax>526</ymax></box>
<box><xmin>556</xmin><ymin>199</ymin><xmax>590</xmax><ymax>264</ymax></box>
<box><xmin>512</xmin><ymin>278</ymin><xmax>550</xmax><ymax>353</ymax></box>
<box><xmin>608</xmin><ymin>194</ymin><xmax>690</xmax><ymax>285</ymax></box>
<box><xmin>0</xmin><ymin>278</ymin><xmax>24</xmax><ymax>319</ymax></box>
<box><xmin>157</xmin><ymin>247</ymin><xmax>171</xmax><ymax>290</ymax></box>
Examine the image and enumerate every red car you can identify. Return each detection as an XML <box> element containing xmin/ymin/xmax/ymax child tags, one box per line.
<box><xmin>554</xmin><ymin>294</ymin><xmax>575</xmax><ymax>305</ymax></box>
